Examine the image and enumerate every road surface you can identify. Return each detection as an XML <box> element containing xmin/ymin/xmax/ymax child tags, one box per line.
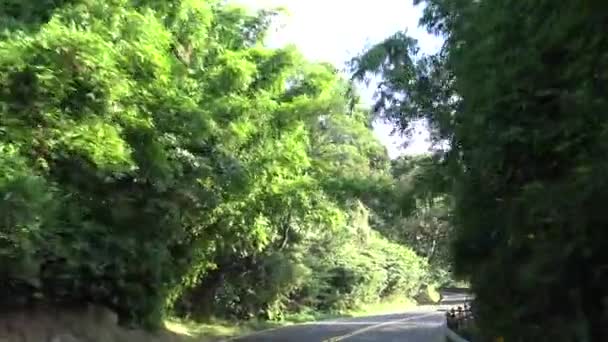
<box><xmin>227</xmin><ymin>310</ymin><xmax>445</xmax><ymax>342</ymax></box>
<box><xmin>227</xmin><ymin>291</ymin><xmax>470</xmax><ymax>342</ymax></box>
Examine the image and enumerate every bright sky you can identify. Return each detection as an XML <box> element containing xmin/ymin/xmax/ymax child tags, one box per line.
<box><xmin>233</xmin><ymin>0</ymin><xmax>443</xmax><ymax>158</ymax></box>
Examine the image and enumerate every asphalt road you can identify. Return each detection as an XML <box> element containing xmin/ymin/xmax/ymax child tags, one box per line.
<box><xmin>227</xmin><ymin>310</ymin><xmax>446</xmax><ymax>342</ymax></box>
<box><xmin>226</xmin><ymin>291</ymin><xmax>471</xmax><ymax>342</ymax></box>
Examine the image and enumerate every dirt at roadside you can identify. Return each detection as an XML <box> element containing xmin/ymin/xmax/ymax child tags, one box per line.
<box><xmin>0</xmin><ymin>305</ymin><xmax>189</xmax><ymax>342</ymax></box>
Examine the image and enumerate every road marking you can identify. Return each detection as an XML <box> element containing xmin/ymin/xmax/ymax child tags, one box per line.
<box><xmin>220</xmin><ymin>322</ymin><xmax>310</xmax><ymax>342</ymax></box>
<box><xmin>322</xmin><ymin>311</ymin><xmax>440</xmax><ymax>342</ymax></box>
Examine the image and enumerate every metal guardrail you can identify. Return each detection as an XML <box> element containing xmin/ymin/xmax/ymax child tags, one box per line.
<box><xmin>444</xmin><ymin>300</ymin><xmax>474</xmax><ymax>342</ymax></box>
<box><xmin>439</xmin><ymin>289</ymin><xmax>477</xmax><ymax>342</ymax></box>
<box><xmin>444</xmin><ymin>302</ymin><xmax>504</xmax><ymax>342</ymax></box>
<box><xmin>446</xmin><ymin>303</ymin><xmax>473</xmax><ymax>331</ymax></box>
<box><xmin>445</xmin><ymin>326</ymin><xmax>471</xmax><ymax>342</ymax></box>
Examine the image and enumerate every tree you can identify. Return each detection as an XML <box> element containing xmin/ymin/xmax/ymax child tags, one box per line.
<box><xmin>173</xmin><ymin>61</ymin><xmax>433</xmax><ymax>322</ymax></box>
<box><xmin>374</xmin><ymin>155</ymin><xmax>453</xmax><ymax>280</ymax></box>
<box><xmin>353</xmin><ymin>0</ymin><xmax>608</xmax><ymax>340</ymax></box>
<box><xmin>0</xmin><ymin>0</ymin><xmax>441</xmax><ymax>330</ymax></box>
<box><xmin>0</xmin><ymin>0</ymin><xmax>329</xmax><ymax>327</ymax></box>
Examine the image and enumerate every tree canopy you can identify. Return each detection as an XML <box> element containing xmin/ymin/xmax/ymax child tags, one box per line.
<box><xmin>0</xmin><ymin>0</ymin><xmax>448</xmax><ymax>330</ymax></box>
<box><xmin>353</xmin><ymin>0</ymin><xmax>608</xmax><ymax>340</ymax></box>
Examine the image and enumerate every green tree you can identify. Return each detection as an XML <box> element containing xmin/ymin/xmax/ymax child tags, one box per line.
<box><xmin>353</xmin><ymin>0</ymin><xmax>608</xmax><ymax>340</ymax></box>
<box><xmin>0</xmin><ymin>0</ymin><xmax>323</xmax><ymax>327</ymax></box>
<box><xmin>371</xmin><ymin>155</ymin><xmax>454</xmax><ymax>282</ymax></box>
<box><xmin>173</xmin><ymin>61</ymin><xmax>432</xmax><ymax>322</ymax></box>
<box><xmin>1</xmin><ymin>0</ymin><xmax>439</xmax><ymax>330</ymax></box>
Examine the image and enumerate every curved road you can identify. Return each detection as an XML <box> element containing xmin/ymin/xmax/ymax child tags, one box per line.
<box><xmin>226</xmin><ymin>291</ymin><xmax>470</xmax><ymax>342</ymax></box>
<box><xmin>227</xmin><ymin>310</ymin><xmax>445</xmax><ymax>342</ymax></box>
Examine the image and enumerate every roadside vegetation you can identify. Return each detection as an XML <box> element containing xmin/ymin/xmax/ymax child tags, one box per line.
<box><xmin>0</xmin><ymin>0</ymin><xmax>453</xmax><ymax>339</ymax></box>
<box><xmin>165</xmin><ymin>297</ymin><xmax>415</xmax><ymax>341</ymax></box>
<box><xmin>5</xmin><ymin>0</ymin><xmax>599</xmax><ymax>341</ymax></box>
<box><xmin>354</xmin><ymin>0</ymin><xmax>608</xmax><ymax>340</ymax></box>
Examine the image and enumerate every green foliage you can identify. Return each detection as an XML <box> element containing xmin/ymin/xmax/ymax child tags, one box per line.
<box><xmin>0</xmin><ymin>0</ymin><xmax>317</xmax><ymax>328</ymax></box>
<box><xmin>171</xmin><ymin>63</ymin><xmax>434</xmax><ymax>322</ymax></box>
<box><xmin>0</xmin><ymin>0</ymin><xmax>441</xmax><ymax>330</ymax></box>
<box><xmin>301</xmin><ymin>205</ymin><xmax>427</xmax><ymax>312</ymax></box>
<box><xmin>354</xmin><ymin>0</ymin><xmax>608</xmax><ymax>340</ymax></box>
<box><xmin>0</xmin><ymin>0</ymin><xmax>77</xmax><ymax>32</ymax></box>
<box><xmin>176</xmin><ymin>202</ymin><xmax>429</xmax><ymax>321</ymax></box>
<box><xmin>384</xmin><ymin>156</ymin><xmax>453</xmax><ymax>279</ymax></box>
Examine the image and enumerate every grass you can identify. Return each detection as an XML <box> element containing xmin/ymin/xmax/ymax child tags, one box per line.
<box><xmin>165</xmin><ymin>297</ymin><xmax>417</xmax><ymax>341</ymax></box>
<box><xmin>279</xmin><ymin>296</ymin><xmax>416</xmax><ymax>323</ymax></box>
<box><xmin>347</xmin><ymin>296</ymin><xmax>416</xmax><ymax>316</ymax></box>
<box><xmin>163</xmin><ymin>319</ymin><xmax>274</xmax><ymax>342</ymax></box>
<box><xmin>164</xmin><ymin>318</ymin><xmax>282</xmax><ymax>342</ymax></box>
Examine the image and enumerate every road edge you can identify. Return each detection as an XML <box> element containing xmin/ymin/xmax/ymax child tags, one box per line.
<box><xmin>323</xmin><ymin>311</ymin><xmax>441</xmax><ymax>342</ymax></box>
<box><xmin>445</xmin><ymin>326</ymin><xmax>471</xmax><ymax>342</ymax></box>
<box><xmin>221</xmin><ymin>306</ymin><xmax>442</xmax><ymax>342</ymax></box>
<box><xmin>219</xmin><ymin>322</ymin><xmax>304</xmax><ymax>342</ymax></box>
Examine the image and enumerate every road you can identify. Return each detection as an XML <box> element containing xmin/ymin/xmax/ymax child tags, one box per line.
<box><xmin>228</xmin><ymin>311</ymin><xmax>446</xmax><ymax>342</ymax></box>
<box><xmin>227</xmin><ymin>291</ymin><xmax>470</xmax><ymax>342</ymax></box>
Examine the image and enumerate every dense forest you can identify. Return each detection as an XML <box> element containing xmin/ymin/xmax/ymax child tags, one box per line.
<box><xmin>354</xmin><ymin>0</ymin><xmax>608</xmax><ymax>340</ymax></box>
<box><xmin>0</xmin><ymin>0</ymin><xmax>451</xmax><ymax>331</ymax></box>
<box><xmin>2</xmin><ymin>0</ymin><xmax>608</xmax><ymax>341</ymax></box>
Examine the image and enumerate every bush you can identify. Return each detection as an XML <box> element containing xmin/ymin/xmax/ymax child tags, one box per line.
<box><xmin>0</xmin><ymin>0</ymin><xmax>298</xmax><ymax>328</ymax></box>
<box><xmin>175</xmin><ymin>252</ymin><xmax>311</xmax><ymax>321</ymax></box>
<box><xmin>298</xmin><ymin>231</ymin><xmax>429</xmax><ymax>313</ymax></box>
<box><xmin>174</xmin><ymin>226</ymin><xmax>430</xmax><ymax>321</ymax></box>
<box><xmin>1</xmin><ymin>0</ymin><xmax>437</xmax><ymax>330</ymax></box>
<box><xmin>414</xmin><ymin>285</ymin><xmax>440</xmax><ymax>305</ymax></box>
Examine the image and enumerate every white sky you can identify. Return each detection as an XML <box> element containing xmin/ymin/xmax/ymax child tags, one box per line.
<box><xmin>233</xmin><ymin>0</ymin><xmax>443</xmax><ymax>158</ymax></box>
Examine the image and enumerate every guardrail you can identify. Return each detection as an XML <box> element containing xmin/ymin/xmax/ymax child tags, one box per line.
<box><xmin>444</xmin><ymin>301</ymin><xmax>474</xmax><ymax>342</ymax></box>
<box><xmin>444</xmin><ymin>302</ymin><xmax>504</xmax><ymax>342</ymax></box>
<box><xmin>445</xmin><ymin>326</ymin><xmax>471</xmax><ymax>342</ymax></box>
<box><xmin>446</xmin><ymin>304</ymin><xmax>473</xmax><ymax>331</ymax></box>
<box><xmin>439</xmin><ymin>289</ymin><xmax>474</xmax><ymax>342</ymax></box>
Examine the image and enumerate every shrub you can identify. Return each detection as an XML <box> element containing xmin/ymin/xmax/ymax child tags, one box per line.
<box><xmin>0</xmin><ymin>0</ymin><xmax>294</xmax><ymax>328</ymax></box>
<box><xmin>295</xmin><ymin>231</ymin><xmax>429</xmax><ymax>314</ymax></box>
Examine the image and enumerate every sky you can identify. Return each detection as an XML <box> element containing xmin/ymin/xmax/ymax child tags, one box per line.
<box><xmin>233</xmin><ymin>0</ymin><xmax>443</xmax><ymax>158</ymax></box>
